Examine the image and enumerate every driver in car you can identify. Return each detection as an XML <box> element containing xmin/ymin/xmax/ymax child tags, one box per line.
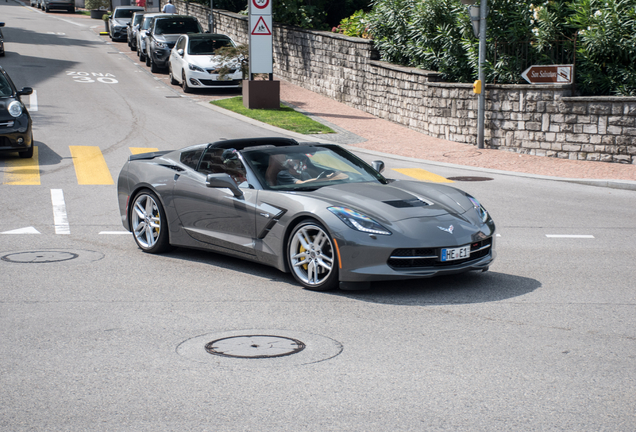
<box><xmin>277</xmin><ymin>155</ymin><xmax>347</xmax><ymax>185</ymax></box>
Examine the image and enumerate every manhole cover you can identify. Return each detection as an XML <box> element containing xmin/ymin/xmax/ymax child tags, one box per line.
<box><xmin>446</xmin><ymin>176</ymin><xmax>494</xmax><ymax>182</ymax></box>
<box><xmin>1</xmin><ymin>251</ymin><xmax>79</xmax><ymax>263</ymax></box>
<box><xmin>205</xmin><ymin>335</ymin><xmax>305</xmax><ymax>359</ymax></box>
<box><xmin>177</xmin><ymin>329</ymin><xmax>343</xmax><ymax>368</ymax></box>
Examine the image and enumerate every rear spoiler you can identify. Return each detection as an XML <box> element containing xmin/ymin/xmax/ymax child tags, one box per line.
<box><xmin>129</xmin><ymin>150</ymin><xmax>172</xmax><ymax>161</ymax></box>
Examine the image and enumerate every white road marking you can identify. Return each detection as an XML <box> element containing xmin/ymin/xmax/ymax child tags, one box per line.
<box><xmin>546</xmin><ymin>234</ymin><xmax>595</xmax><ymax>239</ymax></box>
<box><xmin>29</xmin><ymin>90</ymin><xmax>38</xmax><ymax>112</ymax></box>
<box><xmin>51</xmin><ymin>189</ymin><xmax>70</xmax><ymax>235</ymax></box>
<box><xmin>99</xmin><ymin>231</ymin><xmax>132</xmax><ymax>235</ymax></box>
<box><xmin>0</xmin><ymin>227</ymin><xmax>41</xmax><ymax>235</ymax></box>
<box><xmin>56</xmin><ymin>18</ymin><xmax>86</xmax><ymax>27</ymax></box>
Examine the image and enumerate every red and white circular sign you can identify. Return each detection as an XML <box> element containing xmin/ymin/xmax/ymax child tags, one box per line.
<box><xmin>252</xmin><ymin>0</ymin><xmax>269</xmax><ymax>9</ymax></box>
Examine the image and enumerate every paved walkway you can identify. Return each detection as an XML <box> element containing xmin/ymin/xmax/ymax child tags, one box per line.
<box><xmin>279</xmin><ymin>80</ymin><xmax>636</xmax><ymax>187</ymax></box>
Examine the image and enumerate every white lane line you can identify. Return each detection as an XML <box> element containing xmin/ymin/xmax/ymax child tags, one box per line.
<box><xmin>546</xmin><ymin>234</ymin><xmax>595</xmax><ymax>239</ymax></box>
<box><xmin>56</xmin><ymin>18</ymin><xmax>87</xmax><ymax>27</ymax></box>
<box><xmin>99</xmin><ymin>231</ymin><xmax>132</xmax><ymax>235</ymax></box>
<box><xmin>29</xmin><ymin>90</ymin><xmax>38</xmax><ymax>112</ymax></box>
<box><xmin>51</xmin><ymin>189</ymin><xmax>70</xmax><ymax>235</ymax></box>
<box><xmin>1</xmin><ymin>227</ymin><xmax>41</xmax><ymax>235</ymax></box>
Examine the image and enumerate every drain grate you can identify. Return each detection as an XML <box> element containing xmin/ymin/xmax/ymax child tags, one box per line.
<box><xmin>205</xmin><ymin>335</ymin><xmax>306</xmax><ymax>359</ymax></box>
<box><xmin>446</xmin><ymin>176</ymin><xmax>494</xmax><ymax>182</ymax></box>
<box><xmin>1</xmin><ymin>251</ymin><xmax>79</xmax><ymax>263</ymax></box>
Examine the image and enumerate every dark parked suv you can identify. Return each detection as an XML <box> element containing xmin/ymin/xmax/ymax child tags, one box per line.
<box><xmin>146</xmin><ymin>15</ymin><xmax>203</xmax><ymax>72</ymax></box>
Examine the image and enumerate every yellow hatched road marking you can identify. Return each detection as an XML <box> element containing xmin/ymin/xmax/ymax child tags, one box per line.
<box><xmin>3</xmin><ymin>147</ymin><xmax>40</xmax><ymax>185</ymax></box>
<box><xmin>69</xmin><ymin>146</ymin><xmax>114</xmax><ymax>185</ymax></box>
<box><xmin>392</xmin><ymin>168</ymin><xmax>454</xmax><ymax>183</ymax></box>
<box><xmin>130</xmin><ymin>147</ymin><xmax>159</xmax><ymax>155</ymax></box>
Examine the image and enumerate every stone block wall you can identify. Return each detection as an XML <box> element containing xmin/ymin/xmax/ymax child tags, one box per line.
<box><xmin>163</xmin><ymin>1</ymin><xmax>636</xmax><ymax>164</ymax></box>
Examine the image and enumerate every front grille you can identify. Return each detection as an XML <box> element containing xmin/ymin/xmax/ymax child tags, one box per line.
<box><xmin>388</xmin><ymin>237</ymin><xmax>492</xmax><ymax>269</ymax></box>
<box><xmin>198</xmin><ymin>79</ymin><xmax>240</xmax><ymax>86</ymax></box>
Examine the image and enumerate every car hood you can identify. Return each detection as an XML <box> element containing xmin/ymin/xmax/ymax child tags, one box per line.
<box><xmin>154</xmin><ymin>34</ymin><xmax>181</xmax><ymax>44</ymax></box>
<box><xmin>185</xmin><ymin>55</ymin><xmax>238</xmax><ymax>69</ymax></box>
<box><xmin>305</xmin><ymin>181</ymin><xmax>473</xmax><ymax>223</ymax></box>
<box><xmin>113</xmin><ymin>18</ymin><xmax>131</xmax><ymax>26</ymax></box>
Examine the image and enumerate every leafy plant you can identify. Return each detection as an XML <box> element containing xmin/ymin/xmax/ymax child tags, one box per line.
<box><xmin>85</xmin><ymin>0</ymin><xmax>109</xmax><ymax>9</ymax></box>
<box><xmin>215</xmin><ymin>44</ymin><xmax>249</xmax><ymax>80</ymax></box>
<box><xmin>332</xmin><ymin>10</ymin><xmax>372</xmax><ymax>38</ymax></box>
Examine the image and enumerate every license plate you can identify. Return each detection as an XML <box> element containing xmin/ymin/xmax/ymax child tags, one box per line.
<box><xmin>441</xmin><ymin>245</ymin><xmax>470</xmax><ymax>262</ymax></box>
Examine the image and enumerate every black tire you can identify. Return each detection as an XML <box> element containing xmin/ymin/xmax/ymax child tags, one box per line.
<box><xmin>169</xmin><ymin>65</ymin><xmax>178</xmax><ymax>85</ymax></box>
<box><xmin>287</xmin><ymin>220</ymin><xmax>339</xmax><ymax>291</ymax></box>
<box><xmin>182</xmin><ymin>71</ymin><xmax>192</xmax><ymax>93</ymax></box>
<box><xmin>129</xmin><ymin>190</ymin><xmax>172</xmax><ymax>254</ymax></box>
<box><xmin>19</xmin><ymin>142</ymin><xmax>34</xmax><ymax>159</ymax></box>
<box><xmin>145</xmin><ymin>52</ymin><xmax>151</xmax><ymax>67</ymax></box>
<box><xmin>150</xmin><ymin>55</ymin><xmax>159</xmax><ymax>73</ymax></box>
<box><xmin>139</xmin><ymin>46</ymin><xmax>145</xmax><ymax>62</ymax></box>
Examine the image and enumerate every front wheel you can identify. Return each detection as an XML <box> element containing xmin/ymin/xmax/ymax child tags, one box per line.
<box><xmin>130</xmin><ymin>190</ymin><xmax>171</xmax><ymax>254</ymax></box>
<box><xmin>288</xmin><ymin>220</ymin><xmax>338</xmax><ymax>291</ymax></box>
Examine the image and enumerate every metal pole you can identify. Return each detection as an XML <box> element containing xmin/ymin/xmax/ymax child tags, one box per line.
<box><xmin>209</xmin><ymin>0</ymin><xmax>214</xmax><ymax>33</ymax></box>
<box><xmin>476</xmin><ymin>0</ymin><xmax>487</xmax><ymax>149</ymax></box>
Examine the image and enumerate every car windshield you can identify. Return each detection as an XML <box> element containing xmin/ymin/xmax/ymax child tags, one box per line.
<box><xmin>188</xmin><ymin>37</ymin><xmax>232</xmax><ymax>55</ymax></box>
<box><xmin>241</xmin><ymin>145</ymin><xmax>387</xmax><ymax>191</ymax></box>
<box><xmin>141</xmin><ymin>17</ymin><xmax>153</xmax><ymax>30</ymax></box>
<box><xmin>114</xmin><ymin>9</ymin><xmax>138</xmax><ymax>19</ymax></box>
<box><xmin>0</xmin><ymin>73</ymin><xmax>13</xmax><ymax>97</ymax></box>
<box><xmin>155</xmin><ymin>19</ymin><xmax>200</xmax><ymax>35</ymax></box>
<box><xmin>133</xmin><ymin>14</ymin><xmax>144</xmax><ymax>26</ymax></box>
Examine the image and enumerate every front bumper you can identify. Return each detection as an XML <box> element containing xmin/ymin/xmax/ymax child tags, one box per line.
<box><xmin>185</xmin><ymin>69</ymin><xmax>242</xmax><ymax>89</ymax></box>
<box><xmin>151</xmin><ymin>47</ymin><xmax>172</xmax><ymax>67</ymax></box>
<box><xmin>111</xmin><ymin>26</ymin><xmax>128</xmax><ymax>41</ymax></box>
<box><xmin>0</xmin><ymin>115</ymin><xmax>33</xmax><ymax>154</ymax></box>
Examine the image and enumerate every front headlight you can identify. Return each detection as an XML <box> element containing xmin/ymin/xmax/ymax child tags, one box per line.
<box><xmin>188</xmin><ymin>63</ymin><xmax>206</xmax><ymax>72</ymax></box>
<box><xmin>155</xmin><ymin>41</ymin><xmax>168</xmax><ymax>49</ymax></box>
<box><xmin>468</xmin><ymin>195</ymin><xmax>489</xmax><ymax>222</ymax></box>
<box><xmin>8</xmin><ymin>101</ymin><xmax>23</xmax><ymax>118</ymax></box>
<box><xmin>328</xmin><ymin>207</ymin><xmax>391</xmax><ymax>235</ymax></box>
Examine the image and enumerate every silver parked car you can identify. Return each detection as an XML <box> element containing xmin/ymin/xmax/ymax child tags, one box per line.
<box><xmin>127</xmin><ymin>11</ymin><xmax>145</xmax><ymax>52</ymax></box>
<box><xmin>109</xmin><ymin>6</ymin><xmax>144</xmax><ymax>42</ymax></box>
<box><xmin>136</xmin><ymin>13</ymin><xmax>166</xmax><ymax>63</ymax></box>
<box><xmin>117</xmin><ymin>138</ymin><xmax>496</xmax><ymax>291</ymax></box>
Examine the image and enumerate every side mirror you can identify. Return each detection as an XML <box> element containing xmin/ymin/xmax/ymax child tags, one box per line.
<box><xmin>372</xmin><ymin>160</ymin><xmax>385</xmax><ymax>173</ymax></box>
<box><xmin>18</xmin><ymin>87</ymin><xmax>34</xmax><ymax>96</ymax></box>
<box><xmin>177</xmin><ymin>49</ymin><xmax>184</xmax><ymax>56</ymax></box>
<box><xmin>206</xmin><ymin>173</ymin><xmax>243</xmax><ymax>198</ymax></box>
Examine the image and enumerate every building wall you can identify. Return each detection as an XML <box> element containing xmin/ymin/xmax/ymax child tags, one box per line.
<box><xmin>164</xmin><ymin>1</ymin><xmax>636</xmax><ymax>164</ymax></box>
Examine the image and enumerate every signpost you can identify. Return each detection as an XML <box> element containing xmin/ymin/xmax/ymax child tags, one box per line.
<box><xmin>521</xmin><ymin>64</ymin><xmax>573</xmax><ymax>84</ymax></box>
<box><xmin>244</xmin><ymin>0</ymin><xmax>279</xmax><ymax>109</ymax></box>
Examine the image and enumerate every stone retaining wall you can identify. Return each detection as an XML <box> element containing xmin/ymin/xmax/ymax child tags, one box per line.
<box><xmin>165</xmin><ymin>1</ymin><xmax>636</xmax><ymax>164</ymax></box>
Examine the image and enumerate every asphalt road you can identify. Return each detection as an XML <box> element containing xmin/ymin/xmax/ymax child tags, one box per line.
<box><xmin>1</xmin><ymin>4</ymin><xmax>635</xmax><ymax>431</ymax></box>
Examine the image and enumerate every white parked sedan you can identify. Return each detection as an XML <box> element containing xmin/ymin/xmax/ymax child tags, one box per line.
<box><xmin>168</xmin><ymin>33</ymin><xmax>243</xmax><ymax>93</ymax></box>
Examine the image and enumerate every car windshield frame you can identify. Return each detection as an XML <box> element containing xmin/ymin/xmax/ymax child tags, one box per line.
<box><xmin>187</xmin><ymin>36</ymin><xmax>233</xmax><ymax>56</ymax></box>
<box><xmin>154</xmin><ymin>18</ymin><xmax>201</xmax><ymax>35</ymax></box>
<box><xmin>240</xmin><ymin>144</ymin><xmax>387</xmax><ymax>191</ymax></box>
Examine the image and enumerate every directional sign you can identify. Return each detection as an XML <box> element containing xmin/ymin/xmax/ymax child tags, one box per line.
<box><xmin>250</xmin><ymin>0</ymin><xmax>271</xmax><ymax>15</ymax></box>
<box><xmin>521</xmin><ymin>64</ymin><xmax>573</xmax><ymax>84</ymax></box>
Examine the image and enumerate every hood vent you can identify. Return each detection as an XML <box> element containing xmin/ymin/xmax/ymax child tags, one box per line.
<box><xmin>384</xmin><ymin>198</ymin><xmax>430</xmax><ymax>208</ymax></box>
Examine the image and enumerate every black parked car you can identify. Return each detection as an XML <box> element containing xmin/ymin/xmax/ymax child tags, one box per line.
<box><xmin>146</xmin><ymin>15</ymin><xmax>203</xmax><ymax>73</ymax></box>
<box><xmin>0</xmin><ymin>66</ymin><xmax>34</xmax><ymax>158</ymax></box>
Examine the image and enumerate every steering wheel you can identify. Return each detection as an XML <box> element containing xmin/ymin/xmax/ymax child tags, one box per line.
<box><xmin>316</xmin><ymin>170</ymin><xmax>334</xmax><ymax>180</ymax></box>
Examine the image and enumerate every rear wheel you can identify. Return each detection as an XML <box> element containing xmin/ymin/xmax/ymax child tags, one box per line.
<box><xmin>130</xmin><ymin>190</ymin><xmax>171</xmax><ymax>254</ymax></box>
<box><xmin>288</xmin><ymin>220</ymin><xmax>338</xmax><ymax>291</ymax></box>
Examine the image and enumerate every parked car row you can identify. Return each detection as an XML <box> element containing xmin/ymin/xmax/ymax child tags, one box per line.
<box><xmin>109</xmin><ymin>8</ymin><xmax>242</xmax><ymax>93</ymax></box>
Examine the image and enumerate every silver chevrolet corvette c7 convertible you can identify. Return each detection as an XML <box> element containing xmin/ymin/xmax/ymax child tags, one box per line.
<box><xmin>117</xmin><ymin>137</ymin><xmax>496</xmax><ymax>291</ymax></box>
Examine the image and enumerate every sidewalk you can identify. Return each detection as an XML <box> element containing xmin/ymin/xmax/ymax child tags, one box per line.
<box><xmin>278</xmin><ymin>80</ymin><xmax>636</xmax><ymax>188</ymax></box>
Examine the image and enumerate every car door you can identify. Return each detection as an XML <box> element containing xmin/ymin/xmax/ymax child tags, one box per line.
<box><xmin>172</xmin><ymin>147</ymin><xmax>258</xmax><ymax>257</ymax></box>
<box><xmin>170</xmin><ymin>35</ymin><xmax>186</xmax><ymax>82</ymax></box>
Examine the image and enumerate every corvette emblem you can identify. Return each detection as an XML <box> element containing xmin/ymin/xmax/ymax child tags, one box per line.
<box><xmin>438</xmin><ymin>225</ymin><xmax>454</xmax><ymax>234</ymax></box>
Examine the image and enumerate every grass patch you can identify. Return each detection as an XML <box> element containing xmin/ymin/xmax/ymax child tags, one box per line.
<box><xmin>211</xmin><ymin>97</ymin><xmax>335</xmax><ymax>135</ymax></box>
